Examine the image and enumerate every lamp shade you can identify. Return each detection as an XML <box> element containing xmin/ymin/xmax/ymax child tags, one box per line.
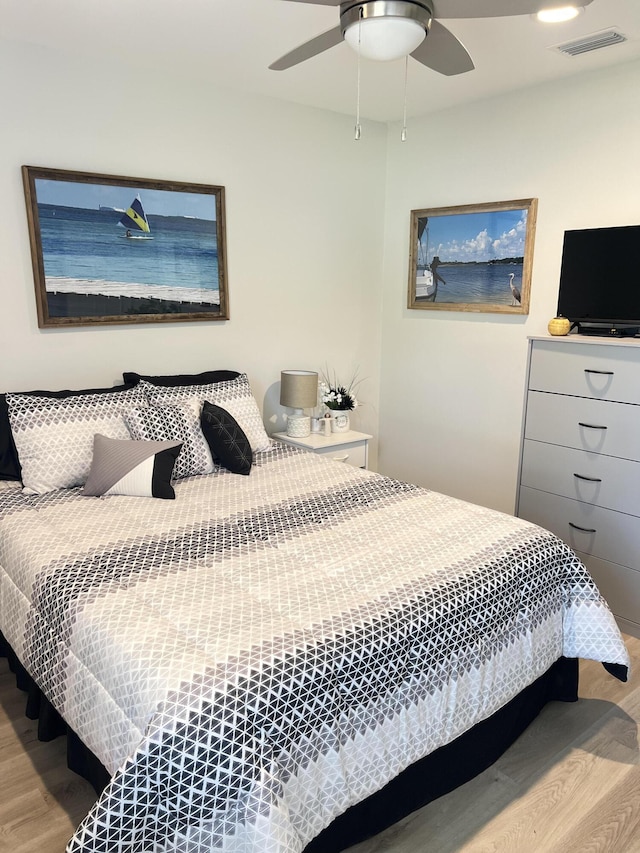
<box><xmin>344</xmin><ymin>17</ymin><xmax>426</xmax><ymax>62</ymax></box>
<box><xmin>280</xmin><ymin>370</ymin><xmax>318</xmax><ymax>410</ymax></box>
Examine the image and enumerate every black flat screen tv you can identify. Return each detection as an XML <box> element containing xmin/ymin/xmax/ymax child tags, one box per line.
<box><xmin>556</xmin><ymin>225</ymin><xmax>640</xmax><ymax>336</ymax></box>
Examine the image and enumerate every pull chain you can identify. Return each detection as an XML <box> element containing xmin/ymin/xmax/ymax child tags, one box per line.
<box><xmin>355</xmin><ymin>11</ymin><xmax>362</xmax><ymax>141</ymax></box>
<box><xmin>401</xmin><ymin>55</ymin><xmax>409</xmax><ymax>142</ymax></box>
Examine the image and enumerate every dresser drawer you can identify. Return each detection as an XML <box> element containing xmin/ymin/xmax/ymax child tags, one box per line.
<box><xmin>524</xmin><ymin>390</ymin><xmax>640</xmax><ymax>462</ymax></box>
<box><xmin>518</xmin><ymin>486</ymin><xmax>640</xmax><ymax>571</ymax></box>
<box><xmin>520</xmin><ymin>439</ymin><xmax>640</xmax><ymax>516</ymax></box>
<box><xmin>529</xmin><ymin>339</ymin><xmax>640</xmax><ymax>404</ymax></box>
<box><xmin>314</xmin><ymin>440</ymin><xmax>367</xmax><ymax>468</ymax></box>
<box><xmin>576</xmin><ymin>552</ymin><xmax>640</xmax><ymax>632</ymax></box>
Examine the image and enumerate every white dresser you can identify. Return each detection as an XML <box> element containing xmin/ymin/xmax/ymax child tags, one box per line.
<box><xmin>516</xmin><ymin>336</ymin><xmax>640</xmax><ymax>638</ymax></box>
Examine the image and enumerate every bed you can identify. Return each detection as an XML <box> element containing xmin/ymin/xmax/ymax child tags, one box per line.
<box><xmin>0</xmin><ymin>372</ymin><xmax>630</xmax><ymax>853</ymax></box>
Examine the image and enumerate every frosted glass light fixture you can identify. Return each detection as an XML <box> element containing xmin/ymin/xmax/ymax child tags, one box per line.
<box><xmin>344</xmin><ymin>16</ymin><xmax>426</xmax><ymax>61</ymax></box>
<box><xmin>280</xmin><ymin>370</ymin><xmax>318</xmax><ymax>437</ymax></box>
<box><xmin>536</xmin><ymin>5</ymin><xmax>583</xmax><ymax>23</ymax></box>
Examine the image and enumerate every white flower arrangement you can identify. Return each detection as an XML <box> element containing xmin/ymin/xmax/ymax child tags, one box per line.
<box><xmin>319</xmin><ymin>369</ymin><xmax>362</xmax><ymax>412</ymax></box>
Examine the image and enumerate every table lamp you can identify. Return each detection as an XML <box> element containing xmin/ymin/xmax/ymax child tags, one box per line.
<box><xmin>280</xmin><ymin>370</ymin><xmax>318</xmax><ymax>437</ymax></box>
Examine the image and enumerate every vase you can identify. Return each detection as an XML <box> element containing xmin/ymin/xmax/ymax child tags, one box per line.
<box><xmin>330</xmin><ymin>411</ymin><xmax>350</xmax><ymax>433</ymax></box>
<box><xmin>548</xmin><ymin>316</ymin><xmax>571</xmax><ymax>336</ymax></box>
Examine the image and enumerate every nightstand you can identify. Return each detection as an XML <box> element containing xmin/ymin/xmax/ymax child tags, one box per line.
<box><xmin>272</xmin><ymin>429</ymin><xmax>372</xmax><ymax>469</ymax></box>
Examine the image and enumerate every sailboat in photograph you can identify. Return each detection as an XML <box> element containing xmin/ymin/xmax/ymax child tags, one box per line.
<box><xmin>118</xmin><ymin>194</ymin><xmax>154</xmax><ymax>240</ymax></box>
<box><xmin>416</xmin><ymin>218</ymin><xmax>435</xmax><ymax>300</ymax></box>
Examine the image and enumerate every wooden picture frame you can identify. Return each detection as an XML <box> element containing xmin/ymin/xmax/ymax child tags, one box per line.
<box><xmin>22</xmin><ymin>166</ymin><xmax>229</xmax><ymax>327</ymax></box>
<box><xmin>407</xmin><ymin>198</ymin><xmax>537</xmax><ymax>314</ymax></box>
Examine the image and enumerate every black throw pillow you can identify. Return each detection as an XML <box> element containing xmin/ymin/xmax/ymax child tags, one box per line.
<box><xmin>123</xmin><ymin>370</ymin><xmax>239</xmax><ymax>388</ymax></box>
<box><xmin>200</xmin><ymin>401</ymin><xmax>252</xmax><ymax>476</ymax></box>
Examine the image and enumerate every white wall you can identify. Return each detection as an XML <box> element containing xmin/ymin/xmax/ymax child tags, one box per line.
<box><xmin>379</xmin><ymin>60</ymin><xmax>640</xmax><ymax>512</ymax></box>
<box><xmin>0</xmin><ymin>39</ymin><xmax>386</xmax><ymax>456</ymax></box>
<box><xmin>3</xmin><ymin>38</ymin><xmax>640</xmax><ymax>508</ymax></box>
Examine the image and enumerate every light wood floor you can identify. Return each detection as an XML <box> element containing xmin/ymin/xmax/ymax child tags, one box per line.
<box><xmin>1</xmin><ymin>635</ymin><xmax>638</xmax><ymax>853</ymax></box>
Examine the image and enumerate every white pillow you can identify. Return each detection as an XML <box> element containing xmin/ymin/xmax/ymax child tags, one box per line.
<box><xmin>139</xmin><ymin>373</ymin><xmax>271</xmax><ymax>453</ymax></box>
<box><xmin>6</xmin><ymin>386</ymin><xmax>147</xmax><ymax>494</ymax></box>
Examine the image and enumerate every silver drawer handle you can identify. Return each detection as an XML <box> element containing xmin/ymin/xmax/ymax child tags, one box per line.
<box><xmin>578</xmin><ymin>422</ymin><xmax>608</xmax><ymax>430</ymax></box>
<box><xmin>573</xmin><ymin>473</ymin><xmax>602</xmax><ymax>483</ymax></box>
<box><xmin>333</xmin><ymin>453</ymin><xmax>349</xmax><ymax>462</ymax></box>
<box><xmin>584</xmin><ymin>369</ymin><xmax>614</xmax><ymax>375</ymax></box>
<box><xmin>569</xmin><ymin>522</ymin><xmax>597</xmax><ymax>534</ymax></box>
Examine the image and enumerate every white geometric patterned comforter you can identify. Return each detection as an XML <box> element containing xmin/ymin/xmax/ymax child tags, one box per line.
<box><xmin>0</xmin><ymin>444</ymin><xmax>629</xmax><ymax>852</ymax></box>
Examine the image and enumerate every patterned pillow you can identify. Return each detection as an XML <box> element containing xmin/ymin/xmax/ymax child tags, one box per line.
<box><xmin>124</xmin><ymin>402</ymin><xmax>214</xmax><ymax>480</ymax></box>
<box><xmin>1</xmin><ymin>384</ymin><xmax>135</xmax><ymax>482</ymax></box>
<box><xmin>6</xmin><ymin>386</ymin><xmax>147</xmax><ymax>495</ymax></box>
<box><xmin>82</xmin><ymin>434</ymin><xmax>182</xmax><ymax>499</ymax></box>
<box><xmin>140</xmin><ymin>374</ymin><xmax>271</xmax><ymax>454</ymax></box>
<box><xmin>200</xmin><ymin>402</ymin><xmax>252</xmax><ymax>476</ymax></box>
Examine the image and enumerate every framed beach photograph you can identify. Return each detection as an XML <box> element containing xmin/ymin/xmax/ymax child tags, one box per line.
<box><xmin>408</xmin><ymin>198</ymin><xmax>537</xmax><ymax>314</ymax></box>
<box><xmin>22</xmin><ymin>166</ymin><xmax>229</xmax><ymax>327</ymax></box>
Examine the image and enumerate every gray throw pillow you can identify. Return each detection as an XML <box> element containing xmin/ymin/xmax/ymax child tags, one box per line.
<box><xmin>82</xmin><ymin>434</ymin><xmax>182</xmax><ymax>499</ymax></box>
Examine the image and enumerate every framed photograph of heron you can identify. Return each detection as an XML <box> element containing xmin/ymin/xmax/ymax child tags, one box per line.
<box><xmin>407</xmin><ymin>198</ymin><xmax>538</xmax><ymax>314</ymax></box>
<box><xmin>22</xmin><ymin>165</ymin><xmax>229</xmax><ymax>327</ymax></box>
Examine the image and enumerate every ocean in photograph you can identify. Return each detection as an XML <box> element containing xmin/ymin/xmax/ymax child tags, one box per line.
<box><xmin>424</xmin><ymin>262</ymin><xmax>523</xmax><ymax>305</ymax></box>
<box><xmin>38</xmin><ymin>204</ymin><xmax>219</xmax><ymax>299</ymax></box>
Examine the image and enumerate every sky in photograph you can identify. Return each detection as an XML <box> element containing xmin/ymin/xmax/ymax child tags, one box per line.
<box><xmin>34</xmin><ymin>179</ymin><xmax>216</xmax><ymax>220</ymax></box>
<box><xmin>420</xmin><ymin>208</ymin><xmax>528</xmax><ymax>263</ymax></box>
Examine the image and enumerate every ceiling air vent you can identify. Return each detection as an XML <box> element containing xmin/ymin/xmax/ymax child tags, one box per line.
<box><xmin>552</xmin><ymin>29</ymin><xmax>627</xmax><ymax>57</ymax></box>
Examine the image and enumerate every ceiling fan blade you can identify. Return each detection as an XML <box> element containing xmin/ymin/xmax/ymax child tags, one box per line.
<box><xmin>270</xmin><ymin>26</ymin><xmax>344</xmax><ymax>70</ymax></box>
<box><xmin>411</xmin><ymin>19</ymin><xmax>473</xmax><ymax>75</ymax></box>
<box><xmin>432</xmin><ymin>0</ymin><xmax>593</xmax><ymax>18</ymax></box>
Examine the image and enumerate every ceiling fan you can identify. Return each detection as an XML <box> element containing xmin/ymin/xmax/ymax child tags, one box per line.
<box><xmin>270</xmin><ymin>0</ymin><xmax>594</xmax><ymax>76</ymax></box>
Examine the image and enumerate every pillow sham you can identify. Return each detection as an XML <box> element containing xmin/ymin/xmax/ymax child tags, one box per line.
<box><xmin>82</xmin><ymin>434</ymin><xmax>182</xmax><ymax>499</ymax></box>
<box><xmin>0</xmin><ymin>395</ymin><xmax>21</xmax><ymax>481</ymax></box>
<box><xmin>0</xmin><ymin>383</ymin><xmax>133</xmax><ymax>483</ymax></box>
<box><xmin>200</xmin><ymin>402</ymin><xmax>252</xmax><ymax>476</ymax></box>
<box><xmin>6</xmin><ymin>385</ymin><xmax>147</xmax><ymax>495</ymax></box>
<box><xmin>123</xmin><ymin>370</ymin><xmax>239</xmax><ymax>388</ymax></box>
<box><xmin>140</xmin><ymin>374</ymin><xmax>271</xmax><ymax>454</ymax></box>
<box><xmin>124</xmin><ymin>402</ymin><xmax>214</xmax><ymax>480</ymax></box>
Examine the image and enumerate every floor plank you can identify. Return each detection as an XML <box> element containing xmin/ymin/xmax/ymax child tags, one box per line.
<box><xmin>348</xmin><ymin>635</ymin><xmax>640</xmax><ymax>853</ymax></box>
<box><xmin>0</xmin><ymin>636</ymin><xmax>637</xmax><ymax>852</ymax></box>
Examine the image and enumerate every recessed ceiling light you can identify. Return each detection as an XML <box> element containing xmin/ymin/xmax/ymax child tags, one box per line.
<box><xmin>536</xmin><ymin>6</ymin><xmax>583</xmax><ymax>23</ymax></box>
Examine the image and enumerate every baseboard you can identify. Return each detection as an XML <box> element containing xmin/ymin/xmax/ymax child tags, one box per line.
<box><xmin>615</xmin><ymin>615</ymin><xmax>640</xmax><ymax>640</ymax></box>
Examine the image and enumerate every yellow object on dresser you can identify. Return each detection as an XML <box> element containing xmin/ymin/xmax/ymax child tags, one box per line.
<box><xmin>547</xmin><ymin>317</ymin><xmax>571</xmax><ymax>336</ymax></box>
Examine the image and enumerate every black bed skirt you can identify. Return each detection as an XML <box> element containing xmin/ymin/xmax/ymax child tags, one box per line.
<box><xmin>0</xmin><ymin>631</ymin><xmax>578</xmax><ymax>851</ymax></box>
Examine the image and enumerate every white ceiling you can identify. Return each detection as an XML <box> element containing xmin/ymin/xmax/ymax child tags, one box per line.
<box><xmin>3</xmin><ymin>0</ymin><xmax>640</xmax><ymax>122</ymax></box>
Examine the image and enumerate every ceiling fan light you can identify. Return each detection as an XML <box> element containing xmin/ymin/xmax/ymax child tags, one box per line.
<box><xmin>344</xmin><ymin>17</ymin><xmax>426</xmax><ymax>62</ymax></box>
<box><xmin>536</xmin><ymin>5</ymin><xmax>583</xmax><ymax>24</ymax></box>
